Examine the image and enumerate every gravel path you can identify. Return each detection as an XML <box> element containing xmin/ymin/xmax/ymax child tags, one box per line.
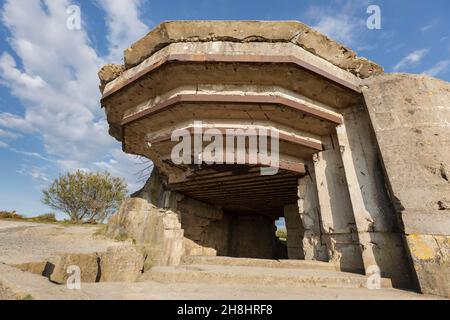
<box><xmin>0</xmin><ymin>220</ymin><xmax>123</xmax><ymax>265</ymax></box>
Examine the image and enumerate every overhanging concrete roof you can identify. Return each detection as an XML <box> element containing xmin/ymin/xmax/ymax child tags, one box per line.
<box><xmin>120</xmin><ymin>21</ymin><xmax>383</xmax><ymax>78</ymax></box>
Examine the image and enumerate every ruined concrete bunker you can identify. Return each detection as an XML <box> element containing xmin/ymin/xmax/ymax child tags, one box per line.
<box><xmin>99</xmin><ymin>21</ymin><xmax>450</xmax><ymax>297</ymax></box>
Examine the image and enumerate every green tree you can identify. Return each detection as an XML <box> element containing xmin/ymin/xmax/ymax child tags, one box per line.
<box><xmin>42</xmin><ymin>170</ymin><xmax>127</xmax><ymax>224</ymax></box>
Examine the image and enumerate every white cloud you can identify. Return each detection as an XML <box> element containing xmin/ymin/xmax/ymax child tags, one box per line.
<box><xmin>0</xmin><ymin>0</ymin><xmax>151</xmax><ymax>192</ymax></box>
<box><xmin>0</xmin><ymin>128</ymin><xmax>20</xmax><ymax>139</ymax></box>
<box><xmin>17</xmin><ymin>165</ymin><xmax>50</xmax><ymax>185</ymax></box>
<box><xmin>0</xmin><ymin>141</ymin><xmax>9</xmax><ymax>148</ymax></box>
<box><xmin>10</xmin><ymin>148</ymin><xmax>51</xmax><ymax>161</ymax></box>
<box><xmin>0</xmin><ymin>53</ymin><xmax>46</xmax><ymax>89</ymax></box>
<box><xmin>422</xmin><ymin>60</ymin><xmax>450</xmax><ymax>77</ymax></box>
<box><xmin>0</xmin><ymin>111</ymin><xmax>35</xmax><ymax>132</ymax></box>
<box><xmin>99</xmin><ymin>0</ymin><xmax>149</xmax><ymax>63</ymax></box>
<box><xmin>312</xmin><ymin>15</ymin><xmax>359</xmax><ymax>45</ymax></box>
<box><xmin>420</xmin><ymin>20</ymin><xmax>438</xmax><ymax>33</ymax></box>
<box><xmin>303</xmin><ymin>1</ymin><xmax>368</xmax><ymax>46</ymax></box>
<box><xmin>393</xmin><ymin>49</ymin><xmax>429</xmax><ymax>72</ymax></box>
<box><xmin>29</xmin><ymin>168</ymin><xmax>50</xmax><ymax>183</ymax></box>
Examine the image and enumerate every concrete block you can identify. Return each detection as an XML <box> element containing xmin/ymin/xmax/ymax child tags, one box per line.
<box><xmin>49</xmin><ymin>253</ymin><xmax>99</xmax><ymax>284</ymax></box>
<box><xmin>100</xmin><ymin>246</ymin><xmax>144</xmax><ymax>282</ymax></box>
<box><xmin>406</xmin><ymin>234</ymin><xmax>450</xmax><ymax>297</ymax></box>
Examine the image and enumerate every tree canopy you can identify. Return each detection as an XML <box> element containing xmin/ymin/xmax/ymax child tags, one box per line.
<box><xmin>42</xmin><ymin>170</ymin><xmax>127</xmax><ymax>223</ymax></box>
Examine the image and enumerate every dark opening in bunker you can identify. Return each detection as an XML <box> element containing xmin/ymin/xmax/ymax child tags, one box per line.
<box><xmin>169</xmin><ymin>164</ymin><xmax>302</xmax><ymax>260</ymax></box>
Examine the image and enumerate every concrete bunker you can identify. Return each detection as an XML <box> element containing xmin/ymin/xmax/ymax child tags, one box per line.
<box><xmin>99</xmin><ymin>21</ymin><xmax>450</xmax><ymax>297</ymax></box>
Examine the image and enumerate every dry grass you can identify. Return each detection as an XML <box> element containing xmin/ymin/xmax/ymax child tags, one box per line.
<box><xmin>27</xmin><ymin>213</ymin><xmax>57</xmax><ymax>223</ymax></box>
<box><xmin>93</xmin><ymin>223</ymin><xmax>108</xmax><ymax>237</ymax></box>
<box><xmin>0</xmin><ymin>211</ymin><xmax>24</xmax><ymax>220</ymax></box>
<box><xmin>0</xmin><ymin>211</ymin><xmax>66</xmax><ymax>225</ymax></box>
<box><xmin>276</xmin><ymin>228</ymin><xmax>287</xmax><ymax>242</ymax></box>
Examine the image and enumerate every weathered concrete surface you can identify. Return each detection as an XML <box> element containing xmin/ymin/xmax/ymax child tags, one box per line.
<box><xmin>313</xmin><ymin>134</ymin><xmax>365</xmax><ymax>273</ymax></box>
<box><xmin>49</xmin><ymin>253</ymin><xmax>100</xmax><ymax>284</ymax></box>
<box><xmin>107</xmin><ymin>197</ymin><xmax>184</xmax><ymax>268</ymax></box>
<box><xmin>336</xmin><ymin>105</ymin><xmax>413</xmax><ymax>288</ymax></box>
<box><xmin>362</xmin><ymin>73</ymin><xmax>450</xmax><ymax>297</ymax></box>
<box><xmin>98</xmin><ymin>64</ymin><xmax>125</xmax><ymax>92</ymax></box>
<box><xmin>284</xmin><ymin>203</ymin><xmax>305</xmax><ymax>259</ymax></box>
<box><xmin>180</xmin><ymin>255</ymin><xmax>339</xmax><ymax>271</ymax></box>
<box><xmin>175</xmin><ymin>194</ymin><xmax>226</xmax><ymax>256</ymax></box>
<box><xmin>119</xmin><ymin>21</ymin><xmax>382</xmax><ymax>78</ymax></box>
<box><xmin>405</xmin><ymin>234</ymin><xmax>450</xmax><ymax>297</ymax></box>
<box><xmin>103</xmin><ymin>41</ymin><xmax>362</xmax><ymax>99</ymax></box>
<box><xmin>144</xmin><ymin>264</ymin><xmax>394</xmax><ymax>289</ymax></box>
<box><xmin>101</xmin><ymin>41</ymin><xmax>361</xmax><ymax>135</ymax></box>
<box><xmin>44</xmin><ymin>247</ymin><xmax>146</xmax><ymax>284</ymax></box>
<box><xmin>99</xmin><ymin>246</ymin><xmax>145</xmax><ymax>282</ymax></box>
<box><xmin>298</xmin><ymin>163</ymin><xmax>328</xmax><ymax>261</ymax></box>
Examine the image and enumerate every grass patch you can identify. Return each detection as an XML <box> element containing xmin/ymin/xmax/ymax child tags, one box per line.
<box><xmin>93</xmin><ymin>223</ymin><xmax>108</xmax><ymax>237</ymax></box>
<box><xmin>22</xmin><ymin>294</ymin><xmax>34</xmax><ymax>300</ymax></box>
<box><xmin>276</xmin><ymin>228</ymin><xmax>287</xmax><ymax>241</ymax></box>
<box><xmin>26</xmin><ymin>213</ymin><xmax>57</xmax><ymax>223</ymax></box>
<box><xmin>0</xmin><ymin>210</ymin><xmax>67</xmax><ymax>226</ymax></box>
<box><xmin>0</xmin><ymin>210</ymin><xmax>108</xmax><ymax>228</ymax></box>
<box><xmin>0</xmin><ymin>211</ymin><xmax>23</xmax><ymax>220</ymax></box>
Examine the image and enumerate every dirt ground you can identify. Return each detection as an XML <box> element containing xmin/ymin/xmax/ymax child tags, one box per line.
<box><xmin>0</xmin><ymin>220</ymin><xmax>123</xmax><ymax>265</ymax></box>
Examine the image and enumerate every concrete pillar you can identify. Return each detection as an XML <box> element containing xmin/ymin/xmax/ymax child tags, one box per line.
<box><xmin>313</xmin><ymin>134</ymin><xmax>365</xmax><ymax>273</ymax></box>
<box><xmin>284</xmin><ymin>204</ymin><xmax>305</xmax><ymax>259</ymax></box>
<box><xmin>335</xmin><ymin>105</ymin><xmax>413</xmax><ymax>288</ymax></box>
<box><xmin>335</xmin><ymin>122</ymin><xmax>378</xmax><ymax>271</ymax></box>
<box><xmin>298</xmin><ymin>162</ymin><xmax>328</xmax><ymax>261</ymax></box>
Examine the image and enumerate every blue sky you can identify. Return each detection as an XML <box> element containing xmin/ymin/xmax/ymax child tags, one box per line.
<box><xmin>0</xmin><ymin>0</ymin><xmax>449</xmax><ymax>218</ymax></box>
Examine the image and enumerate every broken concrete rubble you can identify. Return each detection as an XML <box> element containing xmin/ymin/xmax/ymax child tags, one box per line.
<box><xmin>50</xmin><ymin>253</ymin><xmax>99</xmax><ymax>284</ymax></box>
<box><xmin>99</xmin><ymin>246</ymin><xmax>145</xmax><ymax>282</ymax></box>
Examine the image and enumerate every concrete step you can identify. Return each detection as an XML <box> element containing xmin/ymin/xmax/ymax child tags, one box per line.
<box><xmin>2</xmin><ymin>263</ymin><xmax>436</xmax><ymax>300</ymax></box>
<box><xmin>143</xmin><ymin>264</ymin><xmax>393</xmax><ymax>289</ymax></box>
<box><xmin>181</xmin><ymin>255</ymin><xmax>339</xmax><ymax>271</ymax></box>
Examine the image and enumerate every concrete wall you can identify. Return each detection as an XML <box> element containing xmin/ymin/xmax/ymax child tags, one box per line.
<box><xmin>284</xmin><ymin>204</ymin><xmax>305</xmax><ymax>259</ymax></box>
<box><xmin>227</xmin><ymin>214</ymin><xmax>279</xmax><ymax>259</ymax></box>
<box><xmin>284</xmin><ymin>166</ymin><xmax>328</xmax><ymax>262</ymax></box>
<box><xmin>362</xmin><ymin>73</ymin><xmax>450</xmax><ymax>297</ymax></box>
<box><xmin>176</xmin><ymin>195</ymin><xmax>228</xmax><ymax>256</ymax></box>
